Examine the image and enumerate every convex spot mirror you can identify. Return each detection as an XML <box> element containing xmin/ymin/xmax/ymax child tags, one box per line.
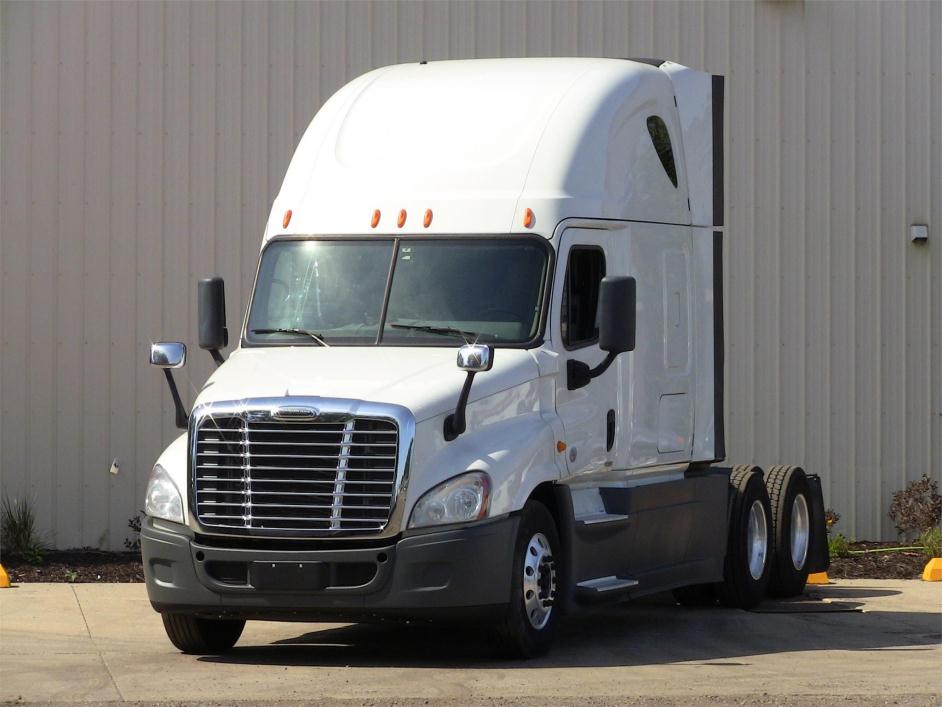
<box><xmin>598</xmin><ymin>276</ymin><xmax>636</xmax><ymax>354</ymax></box>
<box><xmin>457</xmin><ymin>344</ymin><xmax>494</xmax><ymax>372</ymax></box>
<box><xmin>150</xmin><ymin>341</ymin><xmax>187</xmax><ymax>369</ymax></box>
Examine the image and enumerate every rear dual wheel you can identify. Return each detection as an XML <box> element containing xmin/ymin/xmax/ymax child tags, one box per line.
<box><xmin>765</xmin><ymin>465</ymin><xmax>812</xmax><ymax>597</ymax></box>
<box><xmin>717</xmin><ymin>465</ymin><xmax>773</xmax><ymax>609</ymax></box>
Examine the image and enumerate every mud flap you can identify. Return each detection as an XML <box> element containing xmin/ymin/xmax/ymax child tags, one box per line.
<box><xmin>805</xmin><ymin>474</ymin><xmax>830</xmax><ymax>573</ymax></box>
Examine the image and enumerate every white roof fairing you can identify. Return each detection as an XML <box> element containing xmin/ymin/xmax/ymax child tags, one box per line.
<box><xmin>269</xmin><ymin>58</ymin><xmax>692</xmax><ymax>241</ymax></box>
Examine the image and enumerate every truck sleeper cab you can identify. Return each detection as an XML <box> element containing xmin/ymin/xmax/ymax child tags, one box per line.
<box><xmin>142</xmin><ymin>58</ymin><xmax>828</xmax><ymax>658</ymax></box>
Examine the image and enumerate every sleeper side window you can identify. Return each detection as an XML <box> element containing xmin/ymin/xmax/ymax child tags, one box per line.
<box><xmin>646</xmin><ymin>115</ymin><xmax>678</xmax><ymax>187</ymax></box>
<box><xmin>561</xmin><ymin>247</ymin><xmax>606</xmax><ymax>349</ymax></box>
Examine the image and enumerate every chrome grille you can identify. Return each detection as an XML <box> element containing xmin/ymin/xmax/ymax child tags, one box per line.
<box><xmin>193</xmin><ymin>413</ymin><xmax>399</xmax><ymax>533</ymax></box>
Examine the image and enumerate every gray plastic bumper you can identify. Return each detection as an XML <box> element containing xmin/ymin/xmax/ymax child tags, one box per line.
<box><xmin>141</xmin><ymin>514</ymin><xmax>518</xmax><ymax>621</ymax></box>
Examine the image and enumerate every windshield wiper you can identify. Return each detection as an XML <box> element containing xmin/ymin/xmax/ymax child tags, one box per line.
<box><xmin>390</xmin><ymin>322</ymin><xmax>480</xmax><ymax>344</ymax></box>
<box><xmin>250</xmin><ymin>327</ymin><xmax>330</xmax><ymax>347</ymax></box>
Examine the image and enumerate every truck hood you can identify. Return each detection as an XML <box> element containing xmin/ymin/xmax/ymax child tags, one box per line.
<box><xmin>193</xmin><ymin>346</ymin><xmax>542</xmax><ymax>422</ymax></box>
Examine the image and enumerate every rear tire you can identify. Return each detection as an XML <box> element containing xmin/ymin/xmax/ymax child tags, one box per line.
<box><xmin>492</xmin><ymin>501</ymin><xmax>561</xmax><ymax>658</ymax></box>
<box><xmin>161</xmin><ymin>614</ymin><xmax>245</xmax><ymax>654</ymax></box>
<box><xmin>765</xmin><ymin>465</ymin><xmax>812</xmax><ymax>597</ymax></box>
<box><xmin>718</xmin><ymin>465</ymin><xmax>772</xmax><ymax>609</ymax></box>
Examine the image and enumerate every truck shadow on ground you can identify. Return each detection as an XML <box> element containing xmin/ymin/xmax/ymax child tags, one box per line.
<box><xmin>199</xmin><ymin>586</ymin><xmax>940</xmax><ymax>669</ymax></box>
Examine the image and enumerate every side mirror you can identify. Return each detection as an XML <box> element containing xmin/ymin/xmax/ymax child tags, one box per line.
<box><xmin>198</xmin><ymin>277</ymin><xmax>228</xmax><ymax>365</ymax></box>
<box><xmin>149</xmin><ymin>342</ymin><xmax>189</xmax><ymax>429</ymax></box>
<box><xmin>457</xmin><ymin>343</ymin><xmax>494</xmax><ymax>372</ymax></box>
<box><xmin>598</xmin><ymin>276</ymin><xmax>636</xmax><ymax>354</ymax></box>
<box><xmin>150</xmin><ymin>341</ymin><xmax>187</xmax><ymax>369</ymax></box>
<box><xmin>445</xmin><ymin>344</ymin><xmax>495</xmax><ymax>441</ymax></box>
<box><xmin>567</xmin><ymin>276</ymin><xmax>637</xmax><ymax>391</ymax></box>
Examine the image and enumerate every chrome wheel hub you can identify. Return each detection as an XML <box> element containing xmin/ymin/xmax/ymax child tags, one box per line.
<box><xmin>790</xmin><ymin>493</ymin><xmax>810</xmax><ymax>570</ymax></box>
<box><xmin>747</xmin><ymin>500</ymin><xmax>768</xmax><ymax>581</ymax></box>
<box><xmin>523</xmin><ymin>532</ymin><xmax>556</xmax><ymax>630</ymax></box>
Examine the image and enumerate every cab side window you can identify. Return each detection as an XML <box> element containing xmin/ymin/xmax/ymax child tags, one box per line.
<box><xmin>646</xmin><ymin>115</ymin><xmax>678</xmax><ymax>187</ymax></box>
<box><xmin>561</xmin><ymin>247</ymin><xmax>606</xmax><ymax>348</ymax></box>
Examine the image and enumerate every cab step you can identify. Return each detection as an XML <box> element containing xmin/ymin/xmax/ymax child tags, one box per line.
<box><xmin>575</xmin><ymin>512</ymin><xmax>630</xmax><ymax>526</ymax></box>
<box><xmin>575</xmin><ymin>575</ymin><xmax>639</xmax><ymax>598</ymax></box>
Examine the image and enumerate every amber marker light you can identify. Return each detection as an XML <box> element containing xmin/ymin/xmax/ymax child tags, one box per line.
<box><xmin>371</xmin><ymin>209</ymin><xmax>381</xmax><ymax>228</ymax></box>
<box><xmin>523</xmin><ymin>207</ymin><xmax>535</xmax><ymax>228</ymax></box>
<box><xmin>398</xmin><ymin>209</ymin><xmax>407</xmax><ymax>228</ymax></box>
<box><xmin>556</xmin><ymin>440</ymin><xmax>567</xmax><ymax>453</ymax></box>
<box><xmin>423</xmin><ymin>209</ymin><xmax>433</xmax><ymax>228</ymax></box>
<box><xmin>282</xmin><ymin>209</ymin><xmax>293</xmax><ymax>228</ymax></box>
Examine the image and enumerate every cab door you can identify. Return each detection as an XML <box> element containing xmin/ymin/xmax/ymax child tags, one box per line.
<box><xmin>552</xmin><ymin>228</ymin><xmax>619</xmax><ymax>478</ymax></box>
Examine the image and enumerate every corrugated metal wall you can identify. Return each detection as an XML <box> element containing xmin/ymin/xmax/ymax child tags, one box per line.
<box><xmin>1</xmin><ymin>0</ymin><xmax>939</xmax><ymax>548</ymax></box>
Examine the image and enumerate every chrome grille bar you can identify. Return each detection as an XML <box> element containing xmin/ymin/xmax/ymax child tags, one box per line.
<box><xmin>192</xmin><ymin>405</ymin><xmax>400</xmax><ymax>535</ymax></box>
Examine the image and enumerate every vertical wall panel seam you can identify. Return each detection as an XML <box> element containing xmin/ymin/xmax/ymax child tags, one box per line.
<box><xmin>24</xmin><ymin>1</ymin><xmax>34</xmax><ymax>501</ymax></box>
<box><xmin>823</xmin><ymin>1</ymin><xmax>833</xmax><ymax>511</ymax></box>
<box><xmin>51</xmin><ymin>5</ymin><xmax>61</xmax><ymax>541</ymax></box>
<box><xmin>900</xmin><ymin>0</ymin><xmax>908</xmax><ymax>501</ymax></box>
<box><xmin>131</xmin><ymin>1</ymin><xmax>141</xmax><ymax>517</ymax></box>
<box><xmin>78</xmin><ymin>1</ymin><xmax>88</xmax><ymax>543</ymax></box>
<box><xmin>874</xmin><ymin>10</ymin><xmax>883</xmax><ymax>536</ymax></box>
<box><xmin>774</xmin><ymin>7</ymin><xmax>782</xmax><ymax>463</ymax></box>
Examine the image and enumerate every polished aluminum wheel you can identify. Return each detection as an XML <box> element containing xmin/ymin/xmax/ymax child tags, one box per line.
<box><xmin>746</xmin><ymin>499</ymin><xmax>769</xmax><ymax>580</ymax></box>
<box><xmin>523</xmin><ymin>532</ymin><xmax>556</xmax><ymax>630</ymax></box>
<box><xmin>790</xmin><ymin>493</ymin><xmax>810</xmax><ymax>570</ymax></box>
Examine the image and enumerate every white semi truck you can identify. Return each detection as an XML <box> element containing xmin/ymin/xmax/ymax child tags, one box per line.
<box><xmin>143</xmin><ymin>58</ymin><xmax>828</xmax><ymax>658</ymax></box>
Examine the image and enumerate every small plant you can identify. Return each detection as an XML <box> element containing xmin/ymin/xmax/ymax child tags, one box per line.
<box><xmin>888</xmin><ymin>475</ymin><xmax>942</xmax><ymax>540</ymax></box>
<box><xmin>824</xmin><ymin>508</ymin><xmax>841</xmax><ymax>533</ymax></box>
<box><xmin>124</xmin><ymin>510</ymin><xmax>144</xmax><ymax>552</ymax></box>
<box><xmin>919</xmin><ymin>526</ymin><xmax>941</xmax><ymax>560</ymax></box>
<box><xmin>65</xmin><ymin>570</ymin><xmax>79</xmax><ymax>583</ymax></box>
<box><xmin>0</xmin><ymin>496</ymin><xmax>47</xmax><ymax>564</ymax></box>
<box><xmin>828</xmin><ymin>533</ymin><xmax>851</xmax><ymax>559</ymax></box>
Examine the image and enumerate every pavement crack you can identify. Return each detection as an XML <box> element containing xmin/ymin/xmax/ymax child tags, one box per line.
<box><xmin>70</xmin><ymin>585</ymin><xmax>125</xmax><ymax>701</ymax></box>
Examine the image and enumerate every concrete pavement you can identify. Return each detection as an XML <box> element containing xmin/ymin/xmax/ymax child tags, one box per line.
<box><xmin>1</xmin><ymin>580</ymin><xmax>939</xmax><ymax>704</ymax></box>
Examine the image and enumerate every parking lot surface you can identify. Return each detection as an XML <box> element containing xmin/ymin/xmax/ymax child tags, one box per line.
<box><xmin>1</xmin><ymin>579</ymin><xmax>939</xmax><ymax>705</ymax></box>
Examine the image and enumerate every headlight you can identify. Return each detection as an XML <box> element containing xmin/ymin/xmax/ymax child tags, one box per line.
<box><xmin>145</xmin><ymin>464</ymin><xmax>184</xmax><ymax>524</ymax></box>
<box><xmin>408</xmin><ymin>471</ymin><xmax>490</xmax><ymax>529</ymax></box>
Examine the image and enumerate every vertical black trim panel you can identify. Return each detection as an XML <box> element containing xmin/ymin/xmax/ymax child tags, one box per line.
<box><xmin>713</xmin><ymin>231</ymin><xmax>726</xmax><ymax>460</ymax></box>
<box><xmin>712</xmin><ymin>75</ymin><xmax>725</xmax><ymax>227</ymax></box>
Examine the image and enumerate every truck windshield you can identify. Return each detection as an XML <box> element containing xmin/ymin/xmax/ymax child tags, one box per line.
<box><xmin>246</xmin><ymin>238</ymin><xmax>549</xmax><ymax>346</ymax></box>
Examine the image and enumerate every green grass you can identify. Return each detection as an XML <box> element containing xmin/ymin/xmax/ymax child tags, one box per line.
<box><xmin>1</xmin><ymin>496</ymin><xmax>47</xmax><ymax>564</ymax></box>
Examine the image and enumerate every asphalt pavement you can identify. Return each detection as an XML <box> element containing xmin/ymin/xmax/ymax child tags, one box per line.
<box><xmin>1</xmin><ymin>579</ymin><xmax>939</xmax><ymax>705</ymax></box>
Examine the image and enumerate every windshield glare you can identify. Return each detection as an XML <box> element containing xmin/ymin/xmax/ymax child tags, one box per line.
<box><xmin>247</xmin><ymin>238</ymin><xmax>549</xmax><ymax>346</ymax></box>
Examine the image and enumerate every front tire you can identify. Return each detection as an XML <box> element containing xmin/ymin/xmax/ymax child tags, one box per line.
<box><xmin>718</xmin><ymin>465</ymin><xmax>772</xmax><ymax>609</ymax></box>
<box><xmin>161</xmin><ymin>614</ymin><xmax>245</xmax><ymax>654</ymax></box>
<box><xmin>493</xmin><ymin>501</ymin><xmax>561</xmax><ymax>658</ymax></box>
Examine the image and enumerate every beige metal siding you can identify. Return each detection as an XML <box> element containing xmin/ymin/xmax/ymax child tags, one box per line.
<box><xmin>1</xmin><ymin>0</ymin><xmax>939</xmax><ymax>548</ymax></box>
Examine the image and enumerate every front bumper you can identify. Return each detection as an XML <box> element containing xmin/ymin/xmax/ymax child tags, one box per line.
<box><xmin>141</xmin><ymin>515</ymin><xmax>518</xmax><ymax>622</ymax></box>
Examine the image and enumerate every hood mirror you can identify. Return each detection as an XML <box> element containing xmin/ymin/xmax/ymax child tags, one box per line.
<box><xmin>150</xmin><ymin>341</ymin><xmax>187</xmax><ymax>369</ymax></box>
<box><xmin>446</xmin><ymin>344</ymin><xmax>495</xmax><ymax>441</ymax></box>
<box><xmin>457</xmin><ymin>343</ymin><xmax>493</xmax><ymax>373</ymax></box>
<box><xmin>149</xmin><ymin>342</ymin><xmax>189</xmax><ymax>429</ymax></box>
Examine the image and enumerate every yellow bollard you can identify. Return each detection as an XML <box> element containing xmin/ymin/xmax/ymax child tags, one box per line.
<box><xmin>0</xmin><ymin>564</ymin><xmax>10</xmax><ymax>588</ymax></box>
<box><xmin>922</xmin><ymin>558</ymin><xmax>942</xmax><ymax>582</ymax></box>
<box><xmin>806</xmin><ymin>571</ymin><xmax>829</xmax><ymax>585</ymax></box>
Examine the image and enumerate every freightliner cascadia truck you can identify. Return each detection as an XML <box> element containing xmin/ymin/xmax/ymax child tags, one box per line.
<box><xmin>143</xmin><ymin>58</ymin><xmax>828</xmax><ymax>658</ymax></box>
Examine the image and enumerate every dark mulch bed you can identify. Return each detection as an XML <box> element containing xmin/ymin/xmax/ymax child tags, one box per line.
<box><xmin>828</xmin><ymin>541</ymin><xmax>929</xmax><ymax>580</ymax></box>
<box><xmin>3</xmin><ymin>549</ymin><xmax>144</xmax><ymax>583</ymax></box>
<box><xmin>2</xmin><ymin>542</ymin><xmax>931</xmax><ymax>584</ymax></box>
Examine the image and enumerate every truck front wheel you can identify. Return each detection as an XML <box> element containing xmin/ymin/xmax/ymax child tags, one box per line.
<box><xmin>161</xmin><ymin>614</ymin><xmax>245</xmax><ymax>654</ymax></box>
<box><xmin>492</xmin><ymin>501</ymin><xmax>561</xmax><ymax>658</ymax></box>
